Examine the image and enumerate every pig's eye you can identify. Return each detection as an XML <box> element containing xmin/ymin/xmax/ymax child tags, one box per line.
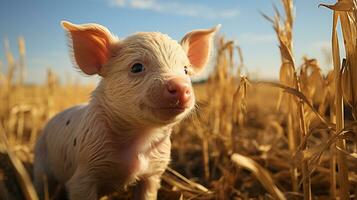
<box><xmin>131</xmin><ymin>63</ymin><xmax>144</xmax><ymax>73</ymax></box>
<box><xmin>184</xmin><ymin>66</ymin><xmax>189</xmax><ymax>75</ymax></box>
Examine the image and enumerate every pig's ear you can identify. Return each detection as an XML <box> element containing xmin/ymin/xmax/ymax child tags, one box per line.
<box><xmin>181</xmin><ymin>25</ymin><xmax>221</xmax><ymax>74</ymax></box>
<box><xmin>61</xmin><ymin>21</ymin><xmax>116</xmax><ymax>75</ymax></box>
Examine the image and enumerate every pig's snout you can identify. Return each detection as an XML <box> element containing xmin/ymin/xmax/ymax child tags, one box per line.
<box><xmin>146</xmin><ymin>77</ymin><xmax>194</xmax><ymax>116</ymax></box>
<box><xmin>164</xmin><ymin>78</ymin><xmax>192</xmax><ymax>107</ymax></box>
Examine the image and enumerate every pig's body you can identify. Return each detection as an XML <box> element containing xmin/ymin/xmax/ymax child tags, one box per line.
<box><xmin>35</xmin><ymin>99</ymin><xmax>171</xmax><ymax>199</ymax></box>
<box><xmin>35</xmin><ymin>105</ymin><xmax>86</xmax><ymax>184</ymax></box>
<box><xmin>34</xmin><ymin>21</ymin><xmax>219</xmax><ymax>200</ymax></box>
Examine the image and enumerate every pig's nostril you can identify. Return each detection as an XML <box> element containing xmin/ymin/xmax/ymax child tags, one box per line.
<box><xmin>167</xmin><ymin>85</ymin><xmax>177</xmax><ymax>94</ymax></box>
<box><xmin>169</xmin><ymin>89</ymin><xmax>177</xmax><ymax>94</ymax></box>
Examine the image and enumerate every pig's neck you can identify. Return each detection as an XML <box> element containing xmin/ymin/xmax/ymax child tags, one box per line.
<box><xmin>88</xmin><ymin>94</ymin><xmax>172</xmax><ymax>154</ymax></box>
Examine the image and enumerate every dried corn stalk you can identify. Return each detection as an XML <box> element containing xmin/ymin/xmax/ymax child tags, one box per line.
<box><xmin>18</xmin><ymin>36</ymin><xmax>26</xmax><ymax>86</ymax></box>
<box><xmin>320</xmin><ymin>0</ymin><xmax>356</xmax><ymax>199</ymax></box>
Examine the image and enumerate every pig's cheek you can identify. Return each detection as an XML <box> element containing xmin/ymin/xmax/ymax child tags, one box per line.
<box><xmin>137</xmin><ymin>154</ymin><xmax>149</xmax><ymax>173</ymax></box>
<box><xmin>182</xmin><ymin>94</ymin><xmax>196</xmax><ymax>113</ymax></box>
<box><xmin>187</xmin><ymin>93</ymin><xmax>196</xmax><ymax>107</ymax></box>
<box><xmin>135</xmin><ymin>89</ymin><xmax>151</xmax><ymax>107</ymax></box>
<box><xmin>143</xmin><ymin>85</ymin><xmax>161</xmax><ymax>107</ymax></box>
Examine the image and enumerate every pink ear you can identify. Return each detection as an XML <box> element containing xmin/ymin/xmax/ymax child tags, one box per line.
<box><xmin>61</xmin><ymin>21</ymin><xmax>115</xmax><ymax>75</ymax></box>
<box><xmin>181</xmin><ymin>25</ymin><xmax>220</xmax><ymax>74</ymax></box>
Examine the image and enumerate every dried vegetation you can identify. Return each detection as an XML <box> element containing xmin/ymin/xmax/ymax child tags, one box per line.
<box><xmin>1</xmin><ymin>0</ymin><xmax>357</xmax><ymax>199</ymax></box>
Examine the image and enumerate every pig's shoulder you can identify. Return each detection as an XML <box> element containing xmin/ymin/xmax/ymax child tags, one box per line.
<box><xmin>45</xmin><ymin>104</ymin><xmax>88</xmax><ymax>132</ymax></box>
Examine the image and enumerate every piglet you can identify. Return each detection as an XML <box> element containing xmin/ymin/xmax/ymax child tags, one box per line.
<box><xmin>33</xmin><ymin>21</ymin><xmax>219</xmax><ymax>200</ymax></box>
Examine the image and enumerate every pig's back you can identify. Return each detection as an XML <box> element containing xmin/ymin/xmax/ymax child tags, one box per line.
<box><xmin>42</xmin><ymin>104</ymin><xmax>87</xmax><ymax>182</ymax></box>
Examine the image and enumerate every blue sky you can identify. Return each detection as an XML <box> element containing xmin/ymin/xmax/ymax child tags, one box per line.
<box><xmin>0</xmin><ymin>0</ymin><xmax>336</xmax><ymax>84</ymax></box>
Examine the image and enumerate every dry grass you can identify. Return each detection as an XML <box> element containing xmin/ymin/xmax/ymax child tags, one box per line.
<box><xmin>1</xmin><ymin>0</ymin><xmax>357</xmax><ymax>199</ymax></box>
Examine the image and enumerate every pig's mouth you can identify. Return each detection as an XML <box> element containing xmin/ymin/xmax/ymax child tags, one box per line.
<box><xmin>159</xmin><ymin>104</ymin><xmax>190</xmax><ymax>109</ymax></box>
<box><xmin>157</xmin><ymin>106</ymin><xmax>187</xmax><ymax>113</ymax></box>
<box><xmin>140</xmin><ymin>102</ymin><xmax>193</xmax><ymax>123</ymax></box>
<box><xmin>154</xmin><ymin>105</ymin><xmax>190</xmax><ymax>113</ymax></box>
<box><xmin>141</xmin><ymin>100</ymin><xmax>193</xmax><ymax>112</ymax></box>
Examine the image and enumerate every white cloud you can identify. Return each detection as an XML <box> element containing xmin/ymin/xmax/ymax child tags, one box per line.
<box><xmin>237</xmin><ymin>33</ymin><xmax>276</xmax><ymax>44</ymax></box>
<box><xmin>131</xmin><ymin>0</ymin><xmax>159</xmax><ymax>10</ymax></box>
<box><xmin>108</xmin><ymin>0</ymin><xmax>239</xmax><ymax>19</ymax></box>
<box><xmin>312</xmin><ymin>40</ymin><xmax>331</xmax><ymax>51</ymax></box>
<box><xmin>111</xmin><ymin>0</ymin><xmax>126</xmax><ymax>6</ymax></box>
<box><xmin>309</xmin><ymin>40</ymin><xmax>333</xmax><ymax>68</ymax></box>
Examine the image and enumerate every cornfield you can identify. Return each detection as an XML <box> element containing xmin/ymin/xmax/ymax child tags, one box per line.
<box><xmin>1</xmin><ymin>0</ymin><xmax>357</xmax><ymax>199</ymax></box>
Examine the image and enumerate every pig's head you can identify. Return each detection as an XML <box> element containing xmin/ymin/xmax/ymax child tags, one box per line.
<box><xmin>62</xmin><ymin>21</ymin><xmax>219</xmax><ymax>127</ymax></box>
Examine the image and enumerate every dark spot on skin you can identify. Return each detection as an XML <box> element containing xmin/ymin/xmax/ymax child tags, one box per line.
<box><xmin>73</xmin><ymin>138</ymin><xmax>76</xmax><ymax>146</ymax></box>
<box><xmin>66</xmin><ymin>119</ymin><xmax>70</xmax><ymax>126</ymax></box>
<box><xmin>63</xmin><ymin>153</ymin><xmax>67</xmax><ymax>163</ymax></box>
<box><xmin>82</xmin><ymin>129</ymin><xmax>90</xmax><ymax>143</ymax></box>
